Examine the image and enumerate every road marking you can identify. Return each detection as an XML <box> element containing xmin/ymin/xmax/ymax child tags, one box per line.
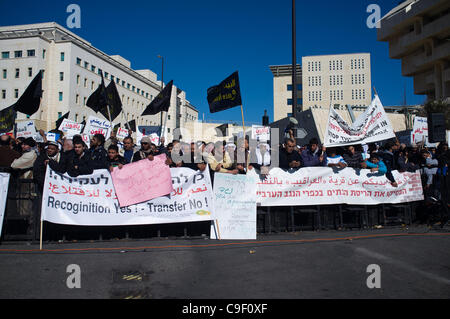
<box><xmin>355</xmin><ymin>247</ymin><xmax>450</xmax><ymax>285</ymax></box>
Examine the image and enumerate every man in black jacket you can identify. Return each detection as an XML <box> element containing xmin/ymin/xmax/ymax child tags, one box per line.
<box><xmin>380</xmin><ymin>141</ymin><xmax>398</xmax><ymax>187</ymax></box>
<box><xmin>68</xmin><ymin>140</ymin><xmax>93</xmax><ymax>177</ymax></box>
<box><xmin>33</xmin><ymin>141</ymin><xmax>63</xmax><ymax>192</ymax></box>
<box><xmin>107</xmin><ymin>145</ymin><xmax>129</xmax><ymax>173</ymax></box>
<box><xmin>89</xmin><ymin>134</ymin><xmax>109</xmax><ymax>171</ymax></box>
<box><xmin>279</xmin><ymin>138</ymin><xmax>303</xmax><ymax>170</ymax></box>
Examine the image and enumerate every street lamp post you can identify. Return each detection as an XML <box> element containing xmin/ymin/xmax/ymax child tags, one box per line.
<box><xmin>158</xmin><ymin>55</ymin><xmax>164</xmax><ymax>128</ymax></box>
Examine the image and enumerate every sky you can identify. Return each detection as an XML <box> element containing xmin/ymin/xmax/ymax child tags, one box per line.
<box><xmin>0</xmin><ymin>0</ymin><xmax>424</xmax><ymax>125</ymax></box>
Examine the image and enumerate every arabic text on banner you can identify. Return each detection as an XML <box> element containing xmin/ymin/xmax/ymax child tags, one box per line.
<box><xmin>41</xmin><ymin>167</ymin><xmax>214</xmax><ymax>226</ymax></box>
<box><xmin>251</xmin><ymin>167</ymin><xmax>423</xmax><ymax>207</ymax></box>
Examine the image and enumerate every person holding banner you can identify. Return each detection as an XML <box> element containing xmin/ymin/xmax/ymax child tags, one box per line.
<box><xmin>207</xmin><ymin>141</ymin><xmax>237</xmax><ymax>175</ymax></box>
<box><xmin>301</xmin><ymin>138</ymin><xmax>327</xmax><ymax>167</ymax></box>
<box><xmin>33</xmin><ymin>141</ymin><xmax>63</xmax><ymax>192</ymax></box>
<box><xmin>279</xmin><ymin>138</ymin><xmax>303</xmax><ymax>171</ymax></box>
<box><xmin>132</xmin><ymin>136</ymin><xmax>159</xmax><ymax>162</ymax></box>
<box><xmin>107</xmin><ymin>145</ymin><xmax>129</xmax><ymax>173</ymax></box>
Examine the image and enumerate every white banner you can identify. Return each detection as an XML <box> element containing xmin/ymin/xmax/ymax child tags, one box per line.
<box><xmin>116</xmin><ymin>127</ymin><xmax>129</xmax><ymax>139</ymax></box>
<box><xmin>211</xmin><ymin>173</ymin><xmax>258</xmax><ymax>240</ymax></box>
<box><xmin>41</xmin><ymin>167</ymin><xmax>214</xmax><ymax>226</ymax></box>
<box><xmin>324</xmin><ymin>95</ymin><xmax>396</xmax><ymax>147</ymax></box>
<box><xmin>251</xmin><ymin>167</ymin><xmax>423</xmax><ymax>206</ymax></box>
<box><xmin>0</xmin><ymin>173</ymin><xmax>10</xmax><ymax>237</ymax></box>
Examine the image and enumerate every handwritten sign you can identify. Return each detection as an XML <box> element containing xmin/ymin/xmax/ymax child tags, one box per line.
<box><xmin>84</xmin><ymin>115</ymin><xmax>113</xmax><ymax>139</ymax></box>
<box><xmin>111</xmin><ymin>154</ymin><xmax>173</xmax><ymax>207</ymax></box>
<box><xmin>0</xmin><ymin>173</ymin><xmax>10</xmax><ymax>236</ymax></box>
<box><xmin>116</xmin><ymin>127</ymin><xmax>129</xmax><ymax>139</ymax></box>
<box><xmin>411</xmin><ymin>116</ymin><xmax>438</xmax><ymax>147</ymax></box>
<box><xmin>212</xmin><ymin>173</ymin><xmax>257</xmax><ymax>240</ymax></box>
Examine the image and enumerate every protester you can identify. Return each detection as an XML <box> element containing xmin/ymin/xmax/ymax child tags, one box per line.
<box><xmin>236</xmin><ymin>137</ymin><xmax>250</xmax><ymax>174</ymax></box>
<box><xmin>397</xmin><ymin>148</ymin><xmax>419</xmax><ymax>173</ymax></box>
<box><xmin>365</xmin><ymin>153</ymin><xmax>387</xmax><ymax>176</ymax></box>
<box><xmin>250</xmin><ymin>143</ymin><xmax>271</xmax><ymax>174</ymax></box>
<box><xmin>11</xmin><ymin>137</ymin><xmax>38</xmax><ymax>179</ymax></box>
<box><xmin>33</xmin><ymin>141</ymin><xmax>63</xmax><ymax>191</ymax></box>
<box><xmin>107</xmin><ymin>145</ymin><xmax>129</xmax><ymax>173</ymax></box>
<box><xmin>206</xmin><ymin>141</ymin><xmax>237</xmax><ymax>174</ymax></box>
<box><xmin>88</xmin><ymin>134</ymin><xmax>109</xmax><ymax>170</ymax></box>
<box><xmin>122</xmin><ymin>136</ymin><xmax>135</xmax><ymax>163</ymax></box>
<box><xmin>301</xmin><ymin>138</ymin><xmax>327</xmax><ymax>167</ymax></box>
<box><xmin>0</xmin><ymin>135</ymin><xmax>20</xmax><ymax>168</ymax></box>
<box><xmin>380</xmin><ymin>141</ymin><xmax>398</xmax><ymax>187</ymax></box>
<box><xmin>327</xmin><ymin>147</ymin><xmax>347</xmax><ymax>169</ymax></box>
<box><xmin>343</xmin><ymin>145</ymin><xmax>363</xmax><ymax>169</ymax></box>
<box><xmin>279</xmin><ymin>138</ymin><xmax>302</xmax><ymax>170</ymax></box>
<box><xmin>132</xmin><ymin>136</ymin><xmax>158</xmax><ymax>162</ymax></box>
<box><xmin>67</xmin><ymin>140</ymin><xmax>93</xmax><ymax>177</ymax></box>
<box><xmin>421</xmin><ymin>150</ymin><xmax>438</xmax><ymax>193</ymax></box>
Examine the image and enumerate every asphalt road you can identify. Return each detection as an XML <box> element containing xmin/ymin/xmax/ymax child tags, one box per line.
<box><xmin>0</xmin><ymin>226</ymin><xmax>449</xmax><ymax>300</ymax></box>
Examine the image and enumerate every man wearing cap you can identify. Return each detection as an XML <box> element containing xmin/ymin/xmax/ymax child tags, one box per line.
<box><xmin>33</xmin><ymin>141</ymin><xmax>63</xmax><ymax>192</ymax></box>
<box><xmin>11</xmin><ymin>137</ymin><xmax>38</xmax><ymax>179</ymax></box>
<box><xmin>132</xmin><ymin>136</ymin><xmax>158</xmax><ymax>162</ymax></box>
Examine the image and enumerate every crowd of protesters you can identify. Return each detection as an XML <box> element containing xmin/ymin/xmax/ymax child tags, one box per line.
<box><xmin>0</xmin><ymin>127</ymin><xmax>449</xmax><ymax>217</ymax></box>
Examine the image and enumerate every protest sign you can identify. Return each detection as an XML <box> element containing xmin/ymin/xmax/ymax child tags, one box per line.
<box><xmin>16</xmin><ymin>121</ymin><xmax>37</xmax><ymax>139</ymax></box>
<box><xmin>251</xmin><ymin>167</ymin><xmax>423</xmax><ymax>207</ymax></box>
<box><xmin>0</xmin><ymin>173</ymin><xmax>10</xmax><ymax>237</ymax></box>
<box><xmin>111</xmin><ymin>154</ymin><xmax>173</xmax><ymax>207</ymax></box>
<box><xmin>211</xmin><ymin>173</ymin><xmax>258</xmax><ymax>240</ymax></box>
<box><xmin>41</xmin><ymin>167</ymin><xmax>214</xmax><ymax>227</ymax></box>
<box><xmin>411</xmin><ymin>116</ymin><xmax>438</xmax><ymax>147</ymax></box>
<box><xmin>84</xmin><ymin>116</ymin><xmax>113</xmax><ymax>139</ymax></box>
<box><xmin>324</xmin><ymin>95</ymin><xmax>396</xmax><ymax>147</ymax></box>
<box><xmin>116</xmin><ymin>127</ymin><xmax>129</xmax><ymax>139</ymax></box>
<box><xmin>251</xmin><ymin>125</ymin><xmax>270</xmax><ymax>142</ymax></box>
<box><xmin>58</xmin><ymin>119</ymin><xmax>84</xmax><ymax>137</ymax></box>
<box><xmin>46</xmin><ymin>133</ymin><xmax>60</xmax><ymax>142</ymax></box>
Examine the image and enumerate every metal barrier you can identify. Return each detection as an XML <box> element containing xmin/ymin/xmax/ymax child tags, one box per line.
<box><xmin>0</xmin><ymin>174</ymin><xmax>425</xmax><ymax>243</ymax></box>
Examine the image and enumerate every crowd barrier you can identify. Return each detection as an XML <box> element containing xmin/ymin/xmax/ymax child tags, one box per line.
<box><xmin>0</xmin><ymin>168</ymin><xmax>435</xmax><ymax>244</ymax></box>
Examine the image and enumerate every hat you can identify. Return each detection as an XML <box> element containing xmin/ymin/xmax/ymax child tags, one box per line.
<box><xmin>23</xmin><ymin>137</ymin><xmax>36</xmax><ymax>148</ymax></box>
<box><xmin>46</xmin><ymin>140</ymin><xmax>60</xmax><ymax>148</ymax></box>
<box><xmin>141</xmin><ymin>136</ymin><xmax>151</xmax><ymax>144</ymax></box>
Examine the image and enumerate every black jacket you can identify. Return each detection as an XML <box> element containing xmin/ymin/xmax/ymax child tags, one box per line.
<box><xmin>343</xmin><ymin>152</ymin><xmax>363</xmax><ymax>168</ymax></box>
<box><xmin>279</xmin><ymin>147</ymin><xmax>303</xmax><ymax>170</ymax></box>
<box><xmin>88</xmin><ymin>146</ymin><xmax>109</xmax><ymax>170</ymax></box>
<box><xmin>67</xmin><ymin>152</ymin><xmax>93</xmax><ymax>177</ymax></box>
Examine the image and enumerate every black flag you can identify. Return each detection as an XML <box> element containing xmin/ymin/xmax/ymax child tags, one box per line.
<box><xmin>99</xmin><ymin>80</ymin><xmax>122</xmax><ymax>121</ymax></box>
<box><xmin>142</xmin><ymin>80</ymin><xmax>174</xmax><ymax>116</ymax></box>
<box><xmin>126</xmin><ymin>119</ymin><xmax>136</xmax><ymax>133</ymax></box>
<box><xmin>86</xmin><ymin>72</ymin><xmax>107</xmax><ymax>113</ymax></box>
<box><xmin>215</xmin><ymin>123</ymin><xmax>229</xmax><ymax>136</ymax></box>
<box><xmin>55</xmin><ymin>112</ymin><xmax>70</xmax><ymax>130</ymax></box>
<box><xmin>207</xmin><ymin>71</ymin><xmax>242</xmax><ymax>114</ymax></box>
<box><xmin>13</xmin><ymin>70</ymin><xmax>43</xmax><ymax>116</ymax></box>
<box><xmin>0</xmin><ymin>105</ymin><xmax>16</xmax><ymax>134</ymax></box>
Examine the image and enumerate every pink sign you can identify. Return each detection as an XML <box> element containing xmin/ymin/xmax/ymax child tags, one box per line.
<box><xmin>110</xmin><ymin>154</ymin><xmax>173</xmax><ymax>207</ymax></box>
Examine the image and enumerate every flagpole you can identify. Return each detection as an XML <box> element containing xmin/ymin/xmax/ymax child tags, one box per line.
<box><xmin>39</xmin><ymin>220</ymin><xmax>43</xmax><ymax>251</ymax></box>
<box><xmin>240</xmin><ymin>105</ymin><xmax>249</xmax><ymax>172</ymax></box>
<box><xmin>121</xmin><ymin>110</ymin><xmax>132</xmax><ymax>134</ymax></box>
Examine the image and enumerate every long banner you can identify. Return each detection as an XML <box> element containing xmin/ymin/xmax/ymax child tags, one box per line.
<box><xmin>0</xmin><ymin>173</ymin><xmax>10</xmax><ymax>237</ymax></box>
<box><xmin>251</xmin><ymin>167</ymin><xmax>423</xmax><ymax>206</ymax></box>
<box><xmin>41</xmin><ymin>167</ymin><xmax>214</xmax><ymax>226</ymax></box>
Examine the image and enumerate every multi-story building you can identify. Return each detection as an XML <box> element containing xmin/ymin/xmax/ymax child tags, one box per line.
<box><xmin>301</xmin><ymin>53</ymin><xmax>372</xmax><ymax>110</ymax></box>
<box><xmin>0</xmin><ymin>22</ymin><xmax>199</xmax><ymax>140</ymax></box>
<box><xmin>269</xmin><ymin>64</ymin><xmax>302</xmax><ymax>122</ymax></box>
<box><xmin>377</xmin><ymin>0</ymin><xmax>450</xmax><ymax>101</ymax></box>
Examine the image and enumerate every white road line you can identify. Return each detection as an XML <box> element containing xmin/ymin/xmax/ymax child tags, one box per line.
<box><xmin>355</xmin><ymin>247</ymin><xmax>450</xmax><ymax>285</ymax></box>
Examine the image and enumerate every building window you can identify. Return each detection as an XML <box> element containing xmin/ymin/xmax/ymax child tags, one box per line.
<box><xmin>76</xmin><ymin>74</ymin><xmax>80</xmax><ymax>85</ymax></box>
<box><xmin>2</xmin><ymin>52</ymin><xmax>10</xmax><ymax>59</ymax></box>
<box><xmin>58</xmin><ymin>112</ymin><xmax>62</xmax><ymax>119</ymax></box>
<box><xmin>1</xmin><ymin>90</ymin><xmax>6</xmax><ymax>99</ymax></box>
<box><xmin>14</xmin><ymin>51</ymin><xmax>22</xmax><ymax>58</ymax></box>
<box><xmin>2</xmin><ymin>69</ymin><xmax>6</xmax><ymax>79</ymax></box>
<box><xmin>14</xmin><ymin>89</ymin><xmax>19</xmax><ymax>99</ymax></box>
<box><xmin>15</xmin><ymin>68</ymin><xmax>20</xmax><ymax>78</ymax></box>
<box><xmin>98</xmin><ymin>69</ymin><xmax>103</xmax><ymax>76</ymax></box>
<box><xmin>287</xmin><ymin>98</ymin><xmax>302</xmax><ymax>105</ymax></box>
<box><xmin>91</xmin><ymin>81</ymin><xmax>95</xmax><ymax>90</ymax></box>
<box><xmin>76</xmin><ymin>94</ymin><xmax>80</xmax><ymax>105</ymax></box>
<box><xmin>27</xmin><ymin>50</ymin><xmax>35</xmax><ymax>57</ymax></box>
<box><xmin>121</xmin><ymin>80</ymin><xmax>125</xmax><ymax>87</ymax></box>
<box><xmin>84</xmin><ymin>78</ymin><xmax>88</xmax><ymax>88</ymax></box>
<box><xmin>28</xmin><ymin>68</ymin><xmax>33</xmax><ymax>77</ymax></box>
<box><xmin>60</xmin><ymin>52</ymin><xmax>65</xmax><ymax>62</ymax></box>
<box><xmin>76</xmin><ymin>58</ymin><xmax>81</xmax><ymax>66</ymax></box>
<box><xmin>83</xmin><ymin>97</ymin><xmax>87</xmax><ymax>106</ymax></box>
<box><xmin>42</xmin><ymin>49</ymin><xmax>46</xmax><ymax>59</ymax></box>
<box><xmin>75</xmin><ymin>114</ymin><xmax>78</xmax><ymax>122</ymax></box>
<box><xmin>59</xmin><ymin>92</ymin><xmax>63</xmax><ymax>102</ymax></box>
<box><xmin>91</xmin><ymin>65</ymin><xmax>96</xmax><ymax>73</ymax></box>
<box><xmin>104</xmin><ymin>72</ymin><xmax>109</xmax><ymax>79</ymax></box>
<box><xmin>84</xmin><ymin>61</ymin><xmax>89</xmax><ymax>69</ymax></box>
<box><xmin>60</xmin><ymin>72</ymin><xmax>64</xmax><ymax>81</ymax></box>
<box><xmin>111</xmin><ymin>75</ymin><xmax>115</xmax><ymax>82</ymax></box>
